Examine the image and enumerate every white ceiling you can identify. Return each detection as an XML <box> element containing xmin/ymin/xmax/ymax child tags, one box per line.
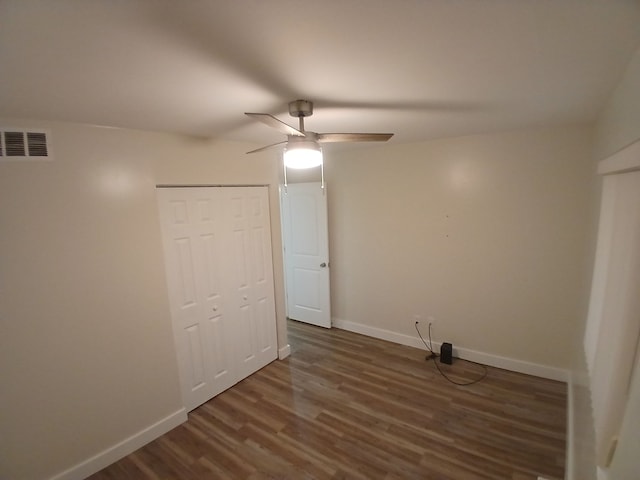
<box><xmin>1</xmin><ymin>0</ymin><xmax>639</xmax><ymax>147</ymax></box>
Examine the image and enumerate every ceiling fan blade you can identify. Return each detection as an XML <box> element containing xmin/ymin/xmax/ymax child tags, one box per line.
<box><xmin>246</xmin><ymin>140</ymin><xmax>287</xmax><ymax>154</ymax></box>
<box><xmin>245</xmin><ymin>113</ymin><xmax>305</xmax><ymax>137</ymax></box>
<box><xmin>317</xmin><ymin>133</ymin><xmax>394</xmax><ymax>143</ymax></box>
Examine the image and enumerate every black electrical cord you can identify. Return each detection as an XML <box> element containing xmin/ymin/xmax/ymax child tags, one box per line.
<box><xmin>414</xmin><ymin>321</ymin><xmax>488</xmax><ymax>386</ymax></box>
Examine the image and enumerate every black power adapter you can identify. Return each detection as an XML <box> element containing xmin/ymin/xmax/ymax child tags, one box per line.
<box><xmin>440</xmin><ymin>342</ymin><xmax>453</xmax><ymax>364</ymax></box>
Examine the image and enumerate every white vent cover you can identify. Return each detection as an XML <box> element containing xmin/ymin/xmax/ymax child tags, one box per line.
<box><xmin>0</xmin><ymin>129</ymin><xmax>52</xmax><ymax>160</ymax></box>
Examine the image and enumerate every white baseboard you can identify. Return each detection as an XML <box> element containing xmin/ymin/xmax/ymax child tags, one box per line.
<box><xmin>332</xmin><ymin>318</ymin><xmax>569</xmax><ymax>382</ymax></box>
<box><xmin>50</xmin><ymin>408</ymin><xmax>187</xmax><ymax>480</ymax></box>
<box><xmin>278</xmin><ymin>343</ymin><xmax>291</xmax><ymax>360</ymax></box>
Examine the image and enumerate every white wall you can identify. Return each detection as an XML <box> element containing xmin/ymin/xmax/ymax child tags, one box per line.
<box><xmin>0</xmin><ymin>119</ymin><xmax>286</xmax><ymax>480</ymax></box>
<box><xmin>324</xmin><ymin>125</ymin><xmax>595</xmax><ymax>370</ymax></box>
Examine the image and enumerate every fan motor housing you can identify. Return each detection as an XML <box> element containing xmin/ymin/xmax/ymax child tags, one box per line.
<box><xmin>289</xmin><ymin>99</ymin><xmax>314</xmax><ymax>118</ymax></box>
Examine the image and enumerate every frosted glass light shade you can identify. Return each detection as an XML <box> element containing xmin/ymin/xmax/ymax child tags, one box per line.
<box><xmin>283</xmin><ymin>142</ymin><xmax>323</xmax><ymax>169</ymax></box>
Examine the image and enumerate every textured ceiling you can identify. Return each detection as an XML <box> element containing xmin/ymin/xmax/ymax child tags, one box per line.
<box><xmin>1</xmin><ymin>0</ymin><xmax>639</xmax><ymax>147</ymax></box>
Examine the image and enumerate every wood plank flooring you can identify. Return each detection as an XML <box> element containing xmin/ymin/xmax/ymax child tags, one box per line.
<box><xmin>88</xmin><ymin>320</ymin><xmax>566</xmax><ymax>479</ymax></box>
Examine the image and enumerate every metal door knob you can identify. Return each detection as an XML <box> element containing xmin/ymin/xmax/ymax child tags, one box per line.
<box><xmin>320</xmin><ymin>262</ymin><xmax>327</xmax><ymax>268</ymax></box>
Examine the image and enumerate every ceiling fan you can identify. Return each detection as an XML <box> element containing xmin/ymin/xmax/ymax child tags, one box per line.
<box><xmin>245</xmin><ymin>100</ymin><xmax>394</xmax><ymax>169</ymax></box>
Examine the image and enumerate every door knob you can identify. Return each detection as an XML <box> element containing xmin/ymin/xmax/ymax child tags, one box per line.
<box><xmin>320</xmin><ymin>262</ymin><xmax>327</xmax><ymax>268</ymax></box>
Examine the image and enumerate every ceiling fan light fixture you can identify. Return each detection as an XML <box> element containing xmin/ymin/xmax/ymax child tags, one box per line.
<box><xmin>283</xmin><ymin>140</ymin><xmax>323</xmax><ymax>169</ymax></box>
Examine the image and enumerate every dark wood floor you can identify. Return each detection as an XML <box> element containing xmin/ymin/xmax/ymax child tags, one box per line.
<box><xmin>88</xmin><ymin>320</ymin><xmax>566</xmax><ymax>479</ymax></box>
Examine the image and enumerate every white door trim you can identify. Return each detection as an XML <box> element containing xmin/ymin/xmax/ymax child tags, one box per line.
<box><xmin>597</xmin><ymin>138</ymin><xmax>640</xmax><ymax>175</ymax></box>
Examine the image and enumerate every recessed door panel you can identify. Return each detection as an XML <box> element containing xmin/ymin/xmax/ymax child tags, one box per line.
<box><xmin>291</xmin><ymin>196</ymin><xmax>319</xmax><ymax>255</ymax></box>
<box><xmin>252</xmin><ymin>226</ymin><xmax>267</xmax><ymax>283</ymax></box>
<box><xmin>256</xmin><ymin>297</ymin><xmax>272</xmax><ymax>353</ymax></box>
<box><xmin>239</xmin><ymin>304</ymin><xmax>256</xmax><ymax>361</ymax></box>
<box><xmin>199</xmin><ymin>233</ymin><xmax>222</xmax><ymax>300</ymax></box>
<box><xmin>232</xmin><ymin>229</ymin><xmax>250</xmax><ymax>289</ymax></box>
<box><xmin>185</xmin><ymin>324</ymin><xmax>205</xmax><ymax>390</ymax></box>
<box><xmin>174</xmin><ymin>238</ymin><xmax>198</xmax><ymax>309</ymax></box>
<box><xmin>169</xmin><ymin>200</ymin><xmax>189</xmax><ymax>225</ymax></box>
<box><xmin>292</xmin><ymin>268</ymin><xmax>321</xmax><ymax>311</ymax></box>
<box><xmin>205</xmin><ymin>313</ymin><xmax>234</xmax><ymax>396</ymax></box>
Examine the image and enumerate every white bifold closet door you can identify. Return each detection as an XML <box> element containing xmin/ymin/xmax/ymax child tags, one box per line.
<box><xmin>157</xmin><ymin>186</ymin><xmax>278</xmax><ymax>411</ymax></box>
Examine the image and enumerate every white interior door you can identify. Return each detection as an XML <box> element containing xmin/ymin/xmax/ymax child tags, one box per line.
<box><xmin>158</xmin><ymin>186</ymin><xmax>277</xmax><ymax>411</ymax></box>
<box><xmin>281</xmin><ymin>182</ymin><xmax>331</xmax><ymax>328</ymax></box>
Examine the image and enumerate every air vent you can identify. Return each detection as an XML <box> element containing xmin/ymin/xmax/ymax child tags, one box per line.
<box><xmin>0</xmin><ymin>129</ymin><xmax>52</xmax><ymax>160</ymax></box>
